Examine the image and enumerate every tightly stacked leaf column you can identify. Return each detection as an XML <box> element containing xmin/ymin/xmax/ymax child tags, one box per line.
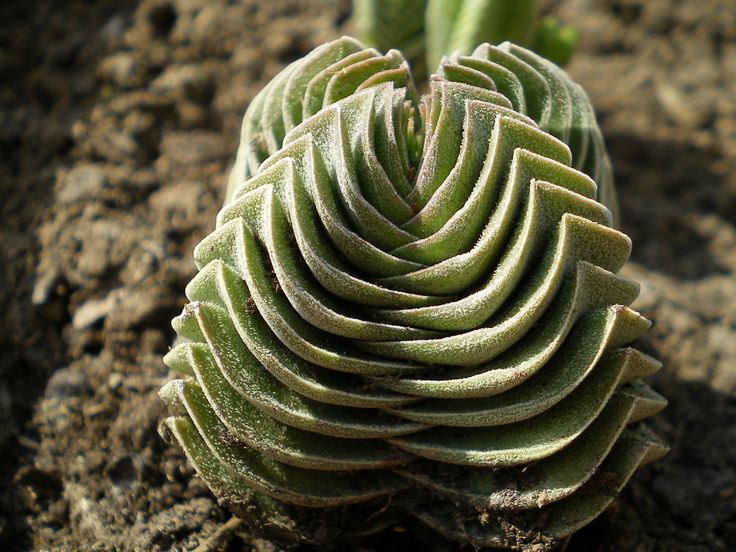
<box><xmin>160</xmin><ymin>37</ymin><xmax>666</xmax><ymax>548</ymax></box>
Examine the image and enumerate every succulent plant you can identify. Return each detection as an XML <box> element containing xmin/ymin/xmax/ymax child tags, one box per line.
<box><xmin>354</xmin><ymin>0</ymin><xmax>578</xmax><ymax>75</ymax></box>
<box><xmin>159</xmin><ymin>36</ymin><xmax>667</xmax><ymax>550</ymax></box>
<box><xmin>354</xmin><ymin>0</ymin><xmax>427</xmax><ymax>72</ymax></box>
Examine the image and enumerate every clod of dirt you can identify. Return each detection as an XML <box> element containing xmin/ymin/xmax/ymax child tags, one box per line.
<box><xmin>45</xmin><ymin>367</ymin><xmax>91</xmax><ymax>400</ymax></box>
<box><xmin>127</xmin><ymin>497</ymin><xmax>221</xmax><ymax>551</ymax></box>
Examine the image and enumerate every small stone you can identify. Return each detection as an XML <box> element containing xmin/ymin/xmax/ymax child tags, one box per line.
<box><xmin>657</xmin><ymin>84</ymin><xmax>710</xmax><ymax>128</ymax></box>
<box><xmin>108</xmin><ymin>373</ymin><xmax>124</xmax><ymax>390</ymax></box>
<box><xmin>45</xmin><ymin>367</ymin><xmax>90</xmax><ymax>400</ymax></box>
<box><xmin>106</xmin><ymin>287</ymin><xmax>175</xmax><ymax>330</ymax></box>
<box><xmin>98</xmin><ymin>52</ymin><xmax>138</xmax><ymax>87</ymax></box>
<box><xmin>72</xmin><ymin>292</ymin><xmax>119</xmax><ymax>329</ymax></box>
<box><xmin>57</xmin><ymin>164</ymin><xmax>108</xmax><ymax>203</ymax></box>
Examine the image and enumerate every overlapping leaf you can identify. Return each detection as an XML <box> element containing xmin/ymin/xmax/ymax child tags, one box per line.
<box><xmin>162</xmin><ymin>37</ymin><xmax>665</xmax><ymax>550</ymax></box>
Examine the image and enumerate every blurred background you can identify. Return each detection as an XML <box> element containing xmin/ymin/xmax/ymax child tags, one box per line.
<box><xmin>0</xmin><ymin>0</ymin><xmax>734</xmax><ymax>550</ymax></box>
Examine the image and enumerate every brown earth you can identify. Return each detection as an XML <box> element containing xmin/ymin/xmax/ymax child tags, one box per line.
<box><xmin>1</xmin><ymin>0</ymin><xmax>734</xmax><ymax>550</ymax></box>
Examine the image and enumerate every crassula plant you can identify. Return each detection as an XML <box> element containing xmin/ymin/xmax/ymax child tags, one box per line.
<box><xmin>354</xmin><ymin>0</ymin><xmax>578</xmax><ymax>75</ymax></box>
<box><xmin>159</xmin><ymin>35</ymin><xmax>667</xmax><ymax>550</ymax></box>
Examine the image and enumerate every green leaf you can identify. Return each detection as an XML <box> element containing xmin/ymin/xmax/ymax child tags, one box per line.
<box><xmin>163</xmin><ymin>37</ymin><xmax>665</xmax><ymax>549</ymax></box>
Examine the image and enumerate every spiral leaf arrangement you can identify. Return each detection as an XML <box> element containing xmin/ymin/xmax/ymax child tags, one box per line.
<box><xmin>160</xmin><ymin>37</ymin><xmax>667</xmax><ymax>550</ymax></box>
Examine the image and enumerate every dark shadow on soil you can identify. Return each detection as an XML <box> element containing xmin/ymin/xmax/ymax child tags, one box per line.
<box><xmin>567</xmin><ymin>372</ymin><xmax>736</xmax><ymax>551</ymax></box>
<box><xmin>0</xmin><ymin>1</ymin><xmax>138</xmax><ymax>549</ymax></box>
<box><xmin>606</xmin><ymin>132</ymin><xmax>734</xmax><ymax>280</ymax></box>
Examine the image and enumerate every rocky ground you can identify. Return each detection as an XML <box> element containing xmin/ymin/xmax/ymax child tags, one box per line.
<box><xmin>1</xmin><ymin>0</ymin><xmax>734</xmax><ymax>550</ymax></box>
